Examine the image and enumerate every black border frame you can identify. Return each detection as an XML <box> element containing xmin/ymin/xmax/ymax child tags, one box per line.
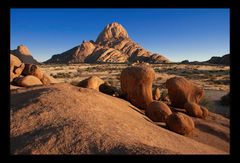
<box><xmin>1</xmin><ymin>0</ymin><xmax>240</xmax><ymax>161</ymax></box>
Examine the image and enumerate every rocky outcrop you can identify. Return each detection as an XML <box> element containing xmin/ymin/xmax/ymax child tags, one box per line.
<box><xmin>11</xmin><ymin>45</ymin><xmax>40</xmax><ymax>65</ymax></box>
<box><xmin>120</xmin><ymin>65</ymin><xmax>155</xmax><ymax>110</ymax></box>
<box><xmin>45</xmin><ymin>41</ymin><xmax>96</xmax><ymax>64</ymax></box>
<box><xmin>147</xmin><ymin>54</ymin><xmax>170</xmax><ymax>63</ymax></box>
<box><xmin>85</xmin><ymin>47</ymin><xmax>129</xmax><ymax>63</ymax></box>
<box><xmin>206</xmin><ymin>54</ymin><xmax>229</xmax><ymax>65</ymax></box>
<box><xmin>45</xmin><ymin>22</ymin><xmax>170</xmax><ymax>64</ymax></box>
<box><xmin>10</xmin><ymin>56</ymin><xmax>57</xmax><ymax>87</ymax></box>
<box><xmin>22</xmin><ymin>64</ymin><xmax>56</xmax><ymax>85</ymax></box>
<box><xmin>96</xmin><ymin>22</ymin><xmax>129</xmax><ymax>45</ymax></box>
<box><xmin>10</xmin><ymin>83</ymin><xmax>227</xmax><ymax>154</ymax></box>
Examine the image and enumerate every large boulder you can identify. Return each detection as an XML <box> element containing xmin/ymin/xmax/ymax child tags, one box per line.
<box><xmin>120</xmin><ymin>65</ymin><xmax>155</xmax><ymax>109</ymax></box>
<box><xmin>13</xmin><ymin>75</ymin><xmax>43</xmax><ymax>87</ymax></box>
<box><xmin>166</xmin><ymin>112</ymin><xmax>195</xmax><ymax>135</ymax></box>
<box><xmin>166</xmin><ymin>77</ymin><xmax>204</xmax><ymax>108</ymax></box>
<box><xmin>145</xmin><ymin>101</ymin><xmax>172</xmax><ymax>122</ymax></box>
<box><xmin>77</xmin><ymin>76</ymin><xmax>105</xmax><ymax>91</ymax></box>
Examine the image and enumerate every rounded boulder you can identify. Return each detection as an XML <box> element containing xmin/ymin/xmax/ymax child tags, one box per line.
<box><xmin>166</xmin><ymin>112</ymin><xmax>195</xmax><ymax>135</ymax></box>
<box><xmin>77</xmin><ymin>76</ymin><xmax>105</xmax><ymax>91</ymax></box>
<box><xmin>13</xmin><ymin>75</ymin><xmax>43</xmax><ymax>87</ymax></box>
<box><xmin>145</xmin><ymin>101</ymin><xmax>172</xmax><ymax>122</ymax></box>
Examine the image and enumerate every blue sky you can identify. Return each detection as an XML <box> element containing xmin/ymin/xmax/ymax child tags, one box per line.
<box><xmin>10</xmin><ymin>8</ymin><xmax>229</xmax><ymax>62</ymax></box>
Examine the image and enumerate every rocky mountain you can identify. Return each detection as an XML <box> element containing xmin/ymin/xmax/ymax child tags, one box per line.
<box><xmin>45</xmin><ymin>22</ymin><xmax>170</xmax><ymax>64</ymax></box>
<box><xmin>11</xmin><ymin>45</ymin><xmax>40</xmax><ymax>65</ymax></box>
<box><xmin>206</xmin><ymin>54</ymin><xmax>230</xmax><ymax>65</ymax></box>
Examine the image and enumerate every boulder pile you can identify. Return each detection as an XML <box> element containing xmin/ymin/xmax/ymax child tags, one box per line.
<box><xmin>10</xmin><ymin>54</ymin><xmax>56</xmax><ymax>87</ymax></box>
<box><xmin>119</xmin><ymin>65</ymin><xmax>209</xmax><ymax>136</ymax></box>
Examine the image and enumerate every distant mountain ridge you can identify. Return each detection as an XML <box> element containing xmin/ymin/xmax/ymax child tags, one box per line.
<box><xmin>180</xmin><ymin>54</ymin><xmax>230</xmax><ymax>65</ymax></box>
<box><xmin>45</xmin><ymin>22</ymin><xmax>170</xmax><ymax>64</ymax></box>
<box><xmin>206</xmin><ymin>54</ymin><xmax>229</xmax><ymax>65</ymax></box>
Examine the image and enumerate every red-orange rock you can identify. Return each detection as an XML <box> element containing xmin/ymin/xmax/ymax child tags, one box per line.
<box><xmin>166</xmin><ymin>77</ymin><xmax>204</xmax><ymax>108</ymax></box>
<box><xmin>22</xmin><ymin>64</ymin><xmax>44</xmax><ymax>80</ymax></box>
<box><xmin>153</xmin><ymin>87</ymin><xmax>161</xmax><ymax>101</ymax></box>
<box><xmin>120</xmin><ymin>65</ymin><xmax>155</xmax><ymax>109</ymax></box>
<box><xmin>13</xmin><ymin>75</ymin><xmax>43</xmax><ymax>87</ymax></box>
<box><xmin>77</xmin><ymin>76</ymin><xmax>105</xmax><ymax>91</ymax></box>
<box><xmin>184</xmin><ymin>101</ymin><xmax>203</xmax><ymax>118</ymax></box>
<box><xmin>145</xmin><ymin>101</ymin><xmax>172</xmax><ymax>122</ymax></box>
<box><xmin>166</xmin><ymin>112</ymin><xmax>195</xmax><ymax>135</ymax></box>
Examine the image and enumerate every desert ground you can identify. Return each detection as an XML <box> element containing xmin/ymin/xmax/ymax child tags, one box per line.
<box><xmin>40</xmin><ymin>63</ymin><xmax>230</xmax><ymax>117</ymax></box>
<box><xmin>10</xmin><ymin>62</ymin><xmax>230</xmax><ymax>154</ymax></box>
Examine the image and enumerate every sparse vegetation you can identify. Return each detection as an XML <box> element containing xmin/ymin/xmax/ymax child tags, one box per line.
<box><xmin>52</xmin><ymin>72</ymin><xmax>72</xmax><ymax>78</ymax></box>
<box><xmin>41</xmin><ymin>63</ymin><xmax>229</xmax><ymax>92</ymax></box>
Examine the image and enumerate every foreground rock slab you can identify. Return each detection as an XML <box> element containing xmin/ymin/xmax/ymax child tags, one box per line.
<box><xmin>11</xmin><ymin>83</ymin><xmax>227</xmax><ymax>154</ymax></box>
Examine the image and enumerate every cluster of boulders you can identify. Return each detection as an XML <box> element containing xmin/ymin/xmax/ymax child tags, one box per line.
<box><xmin>31</xmin><ymin>62</ymin><xmax>207</xmax><ymax>136</ymax></box>
<box><xmin>10</xmin><ymin>54</ymin><xmax>56</xmax><ymax>87</ymax></box>
<box><xmin>119</xmin><ymin>64</ymin><xmax>208</xmax><ymax>135</ymax></box>
<box><xmin>13</xmin><ymin>58</ymin><xmax>209</xmax><ymax>136</ymax></box>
